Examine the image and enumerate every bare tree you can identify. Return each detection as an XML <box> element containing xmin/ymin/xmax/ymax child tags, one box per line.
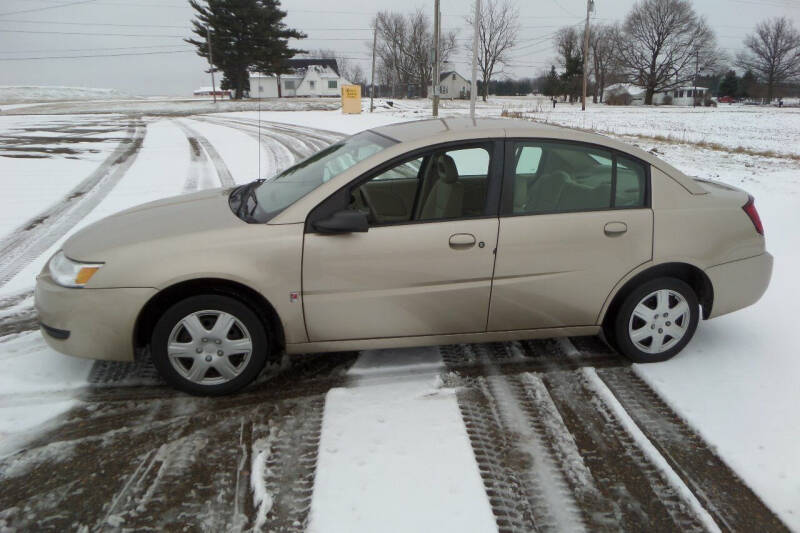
<box><xmin>406</xmin><ymin>9</ymin><xmax>457</xmax><ymax>98</ymax></box>
<box><xmin>466</xmin><ymin>0</ymin><xmax>520</xmax><ymax>101</ymax></box>
<box><xmin>590</xmin><ymin>24</ymin><xmax>617</xmax><ymax>103</ymax></box>
<box><xmin>737</xmin><ymin>17</ymin><xmax>800</xmax><ymax>103</ymax></box>
<box><xmin>313</xmin><ymin>48</ymin><xmax>365</xmax><ymax>86</ymax></box>
<box><xmin>614</xmin><ymin>0</ymin><xmax>718</xmax><ymax>104</ymax></box>
<box><xmin>374</xmin><ymin>11</ymin><xmax>412</xmax><ymax>97</ymax></box>
<box><xmin>373</xmin><ymin>10</ymin><xmax>456</xmax><ymax>98</ymax></box>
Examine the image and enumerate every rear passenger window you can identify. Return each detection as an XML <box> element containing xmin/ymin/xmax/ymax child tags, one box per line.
<box><xmin>512</xmin><ymin>141</ymin><xmax>612</xmax><ymax>214</ymax></box>
<box><xmin>510</xmin><ymin>141</ymin><xmax>647</xmax><ymax>215</ymax></box>
<box><xmin>615</xmin><ymin>155</ymin><xmax>646</xmax><ymax>207</ymax></box>
<box><xmin>515</xmin><ymin>146</ymin><xmax>542</xmax><ymax>174</ymax></box>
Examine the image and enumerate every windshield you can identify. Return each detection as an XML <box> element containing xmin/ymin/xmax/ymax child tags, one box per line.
<box><xmin>241</xmin><ymin>130</ymin><xmax>396</xmax><ymax>222</ymax></box>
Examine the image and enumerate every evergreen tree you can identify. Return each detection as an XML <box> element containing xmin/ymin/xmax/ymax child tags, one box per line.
<box><xmin>738</xmin><ymin>69</ymin><xmax>758</xmax><ymax>98</ymax></box>
<box><xmin>718</xmin><ymin>70</ymin><xmax>738</xmax><ymax>97</ymax></box>
<box><xmin>560</xmin><ymin>53</ymin><xmax>583</xmax><ymax>103</ymax></box>
<box><xmin>543</xmin><ymin>65</ymin><xmax>561</xmax><ymax>97</ymax></box>
<box><xmin>186</xmin><ymin>0</ymin><xmax>305</xmax><ymax>99</ymax></box>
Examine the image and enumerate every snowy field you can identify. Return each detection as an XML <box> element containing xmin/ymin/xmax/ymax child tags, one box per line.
<box><xmin>0</xmin><ymin>97</ymin><xmax>798</xmax><ymax>531</ymax></box>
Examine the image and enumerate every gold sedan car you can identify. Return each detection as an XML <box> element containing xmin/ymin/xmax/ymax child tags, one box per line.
<box><xmin>35</xmin><ymin>118</ymin><xmax>772</xmax><ymax>394</ymax></box>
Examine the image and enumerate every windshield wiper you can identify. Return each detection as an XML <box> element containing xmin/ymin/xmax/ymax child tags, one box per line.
<box><xmin>232</xmin><ymin>179</ymin><xmax>264</xmax><ymax>221</ymax></box>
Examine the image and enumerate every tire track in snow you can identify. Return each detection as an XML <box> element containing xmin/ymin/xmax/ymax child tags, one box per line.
<box><xmin>444</xmin><ymin>339</ymin><xmax>733</xmax><ymax>532</ymax></box>
<box><xmin>195</xmin><ymin>115</ymin><xmax>343</xmax><ymax>178</ymax></box>
<box><xmin>174</xmin><ymin>119</ymin><xmax>236</xmax><ymax>188</ymax></box>
<box><xmin>208</xmin><ymin>116</ymin><xmax>317</xmax><ymax>158</ymax></box>
<box><xmin>0</xmin><ymin>122</ymin><xmax>146</xmax><ymax>288</ymax></box>
<box><xmin>0</xmin><ymin>352</ymin><xmax>359</xmax><ymax>531</ymax></box>
<box><xmin>539</xmin><ymin>364</ymin><xmax>707</xmax><ymax>532</ymax></box>
<box><xmin>195</xmin><ymin>116</ymin><xmax>293</xmax><ymax>176</ymax></box>
<box><xmin>441</xmin><ymin>344</ymin><xmax>586</xmax><ymax>531</ymax></box>
<box><xmin>595</xmin><ymin>366</ymin><xmax>790</xmax><ymax>532</ymax></box>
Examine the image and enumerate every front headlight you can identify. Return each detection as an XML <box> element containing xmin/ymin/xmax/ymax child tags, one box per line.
<box><xmin>48</xmin><ymin>251</ymin><xmax>103</xmax><ymax>288</ymax></box>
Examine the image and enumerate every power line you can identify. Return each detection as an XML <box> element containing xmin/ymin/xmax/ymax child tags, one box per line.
<box><xmin>0</xmin><ymin>28</ymin><xmax>185</xmax><ymax>38</ymax></box>
<box><xmin>0</xmin><ymin>44</ymin><xmax>190</xmax><ymax>54</ymax></box>
<box><xmin>0</xmin><ymin>0</ymin><xmax>97</xmax><ymax>17</ymax></box>
<box><xmin>0</xmin><ymin>18</ymin><xmax>189</xmax><ymax>28</ymax></box>
<box><xmin>0</xmin><ymin>49</ymin><xmax>194</xmax><ymax>61</ymax></box>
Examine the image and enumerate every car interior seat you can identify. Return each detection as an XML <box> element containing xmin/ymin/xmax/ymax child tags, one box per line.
<box><xmin>525</xmin><ymin>170</ymin><xmax>570</xmax><ymax>212</ymax></box>
<box><xmin>419</xmin><ymin>154</ymin><xmax>464</xmax><ymax>220</ymax></box>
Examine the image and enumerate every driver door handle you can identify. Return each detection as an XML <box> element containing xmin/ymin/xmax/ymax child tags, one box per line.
<box><xmin>449</xmin><ymin>233</ymin><xmax>476</xmax><ymax>249</ymax></box>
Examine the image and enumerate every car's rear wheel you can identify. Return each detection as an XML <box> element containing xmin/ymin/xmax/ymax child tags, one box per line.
<box><xmin>150</xmin><ymin>294</ymin><xmax>268</xmax><ymax>395</ymax></box>
<box><xmin>609</xmin><ymin>277</ymin><xmax>699</xmax><ymax>363</ymax></box>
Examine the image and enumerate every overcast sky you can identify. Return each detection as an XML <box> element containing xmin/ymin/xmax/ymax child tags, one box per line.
<box><xmin>0</xmin><ymin>0</ymin><xmax>797</xmax><ymax>96</ymax></box>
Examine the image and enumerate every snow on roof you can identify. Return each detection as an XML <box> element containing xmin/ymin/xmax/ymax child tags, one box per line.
<box><xmin>439</xmin><ymin>70</ymin><xmax>469</xmax><ymax>82</ymax></box>
<box><xmin>604</xmin><ymin>83</ymin><xmax>646</xmax><ymax>96</ymax></box>
<box><xmin>304</xmin><ymin>64</ymin><xmax>339</xmax><ymax>78</ymax></box>
<box><xmin>250</xmin><ymin>64</ymin><xmax>340</xmax><ymax>80</ymax></box>
<box><xmin>194</xmin><ymin>87</ymin><xmax>229</xmax><ymax>92</ymax></box>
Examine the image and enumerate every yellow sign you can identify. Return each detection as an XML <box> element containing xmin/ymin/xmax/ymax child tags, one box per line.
<box><xmin>341</xmin><ymin>85</ymin><xmax>362</xmax><ymax>114</ymax></box>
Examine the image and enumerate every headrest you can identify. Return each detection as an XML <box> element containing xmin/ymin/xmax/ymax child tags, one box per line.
<box><xmin>434</xmin><ymin>154</ymin><xmax>459</xmax><ymax>184</ymax></box>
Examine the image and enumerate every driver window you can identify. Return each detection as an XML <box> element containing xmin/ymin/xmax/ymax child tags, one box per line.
<box><xmin>349</xmin><ymin>144</ymin><xmax>492</xmax><ymax>226</ymax></box>
<box><xmin>350</xmin><ymin>157</ymin><xmax>423</xmax><ymax>224</ymax></box>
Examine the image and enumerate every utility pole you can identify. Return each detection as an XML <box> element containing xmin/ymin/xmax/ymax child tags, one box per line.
<box><xmin>693</xmin><ymin>50</ymin><xmax>699</xmax><ymax>107</ymax></box>
<box><xmin>370</xmin><ymin>21</ymin><xmax>377</xmax><ymax>113</ymax></box>
<box><xmin>470</xmin><ymin>0</ymin><xmax>480</xmax><ymax>119</ymax></box>
<box><xmin>205</xmin><ymin>25</ymin><xmax>217</xmax><ymax>103</ymax></box>
<box><xmin>581</xmin><ymin>0</ymin><xmax>593</xmax><ymax>111</ymax></box>
<box><xmin>432</xmin><ymin>0</ymin><xmax>440</xmax><ymax>117</ymax></box>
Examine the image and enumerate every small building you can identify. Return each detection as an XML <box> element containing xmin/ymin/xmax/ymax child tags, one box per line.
<box><xmin>193</xmin><ymin>87</ymin><xmax>231</xmax><ymax>98</ymax></box>
<box><xmin>655</xmin><ymin>86</ymin><xmax>709</xmax><ymax>106</ymax></box>
<box><xmin>249</xmin><ymin>58</ymin><xmax>351</xmax><ymax>98</ymax></box>
<box><xmin>429</xmin><ymin>71</ymin><xmax>471</xmax><ymax>100</ymax></box>
<box><xmin>603</xmin><ymin>83</ymin><xmax>646</xmax><ymax>105</ymax></box>
<box><xmin>603</xmin><ymin>83</ymin><xmax>710</xmax><ymax>106</ymax></box>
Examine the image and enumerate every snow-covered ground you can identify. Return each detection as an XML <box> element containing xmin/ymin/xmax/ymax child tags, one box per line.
<box><xmin>0</xmin><ymin>86</ymin><xmax>130</xmax><ymax>105</ymax></box>
<box><xmin>1</xmin><ymin>98</ymin><xmax>799</xmax><ymax>530</ymax></box>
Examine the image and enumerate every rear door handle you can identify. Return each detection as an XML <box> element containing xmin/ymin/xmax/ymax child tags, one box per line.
<box><xmin>449</xmin><ymin>233</ymin><xmax>476</xmax><ymax>249</ymax></box>
<box><xmin>604</xmin><ymin>222</ymin><xmax>628</xmax><ymax>236</ymax></box>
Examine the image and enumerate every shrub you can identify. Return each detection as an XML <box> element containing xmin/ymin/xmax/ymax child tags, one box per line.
<box><xmin>661</xmin><ymin>94</ymin><xmax>673</xmax><ymax>105</ymax></box>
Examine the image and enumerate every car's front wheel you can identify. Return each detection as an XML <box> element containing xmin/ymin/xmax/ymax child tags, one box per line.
<box><xmin>609</xmin><ymin>277</ymin><xmax>699</xmax><ymax>363</ymax></box>
<box><xmin>150</xmin><ymin>294</ymin><xmax>269</xmax><ymax>395</ymax></box>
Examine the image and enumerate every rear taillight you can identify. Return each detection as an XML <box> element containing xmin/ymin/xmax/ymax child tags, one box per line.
<box><xmin>742</xmin><ymin>195</ymin><xmax>764</xmax><ymax>235</ymax></box>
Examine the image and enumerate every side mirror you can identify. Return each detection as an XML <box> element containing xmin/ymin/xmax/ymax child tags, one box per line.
<box><xmin>313</xmin><ymin>209</ymin><xmax>369</xmax><ymax>234</ymax></box>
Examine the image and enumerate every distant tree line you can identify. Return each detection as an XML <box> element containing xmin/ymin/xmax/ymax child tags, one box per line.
<box><xmin>187</xmin><ymin>0</ymin><xmax>800</xmax><ymax>104</ymax></box>
<box><xmin>536</xmin><ymin>0</ymin><xmax>800</xmax><ymax>105</ymax></box>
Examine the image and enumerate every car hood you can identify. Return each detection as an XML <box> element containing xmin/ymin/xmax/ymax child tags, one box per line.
<box><xmin>63</xmin><ymin>188</ymin><xmax>241</xmax><ymax>260</ymax></box>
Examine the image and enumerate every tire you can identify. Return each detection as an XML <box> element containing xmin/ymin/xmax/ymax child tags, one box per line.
<box><xmin>610</xmin><ymin>277</ymin><xmax>699</xmax><ymax>363</ymax></box>
<box><xmin>150</xmin><ymin>294</ymin><xmax>269</xmax><ymax>395</ymax></box>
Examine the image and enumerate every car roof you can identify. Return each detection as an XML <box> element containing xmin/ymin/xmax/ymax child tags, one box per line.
<box><xmin>370</xmin><ymin>117</ymin><xmax>564</xmax><ymax>142</ymax></box>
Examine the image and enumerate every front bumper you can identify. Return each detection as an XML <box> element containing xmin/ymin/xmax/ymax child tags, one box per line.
<box><xmin>35</xmin><ymin>274</ymin><xmax>156</xmax><ymax>362</ymax></box>
<box><xmin>706</xmin><ymin>252</ymin><xmax>773</xmax><ymax>319</ymax></box>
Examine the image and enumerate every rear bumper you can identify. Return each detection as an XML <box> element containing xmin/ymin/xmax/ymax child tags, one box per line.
<box><xmin>35</xmin><ymin>274</ymin><xmax>156</xmax><ymax>362</ymax></box>
<box><xmin>706</xmin><ymin>252</ymin><xmax>773</xmax><ymax>319</ymax></box>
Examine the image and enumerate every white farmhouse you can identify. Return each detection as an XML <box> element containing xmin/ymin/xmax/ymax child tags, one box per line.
<box><xmin>249</xmin><ymin>58</ymin><xmax>351</xmax><ymax>98</ymax></box>
<box><xmin>428</xmin><ymin>71</ymin><xmax>471</xmax><ymax>100</ymax></box>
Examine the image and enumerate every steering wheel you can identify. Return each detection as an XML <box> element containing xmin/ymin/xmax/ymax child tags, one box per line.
<box><xmin>358</xmin><ymin>186</ymin><xmax>378</xmax><ymax>223</ymax></box>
